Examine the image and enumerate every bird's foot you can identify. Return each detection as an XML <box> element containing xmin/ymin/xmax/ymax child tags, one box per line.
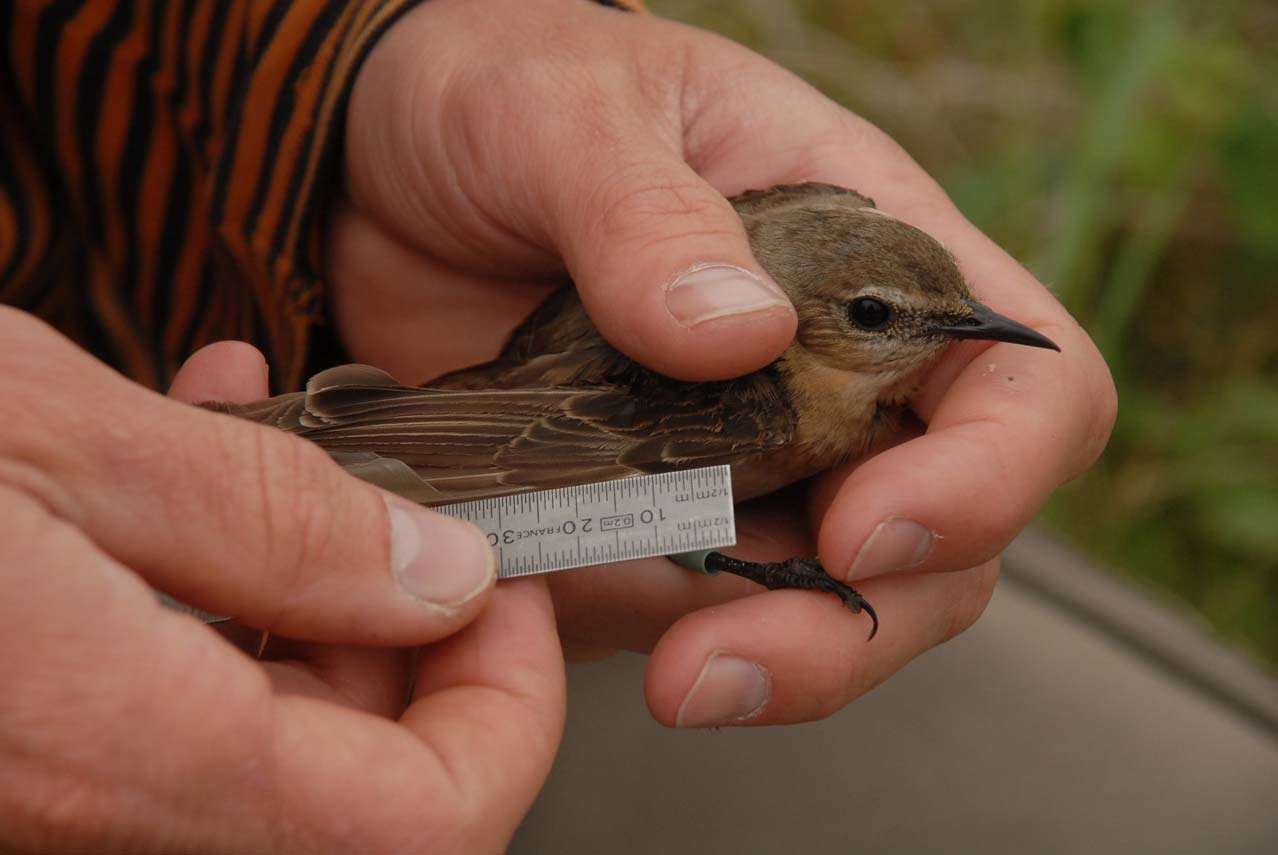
<box><xmin>702</xmin><ymin>552</ymin><xmax>878</xmax><ymax>640</ymax></box>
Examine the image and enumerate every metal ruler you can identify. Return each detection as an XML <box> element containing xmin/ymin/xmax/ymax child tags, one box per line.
<box><xmin>435</xmin><ymin>465</ymin><xmax>736</xmax><ymax>578</ymax></box>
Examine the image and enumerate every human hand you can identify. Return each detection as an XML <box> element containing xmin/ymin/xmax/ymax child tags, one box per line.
<box><xmin>329</xmin><ymin>0</ymin><xmax>1116</xmax><ymax>726</ymax></box>
<box><xmin>0</xmin><ymin>313</ymin><xmax>564</xmax><ymax>852</ymax></box>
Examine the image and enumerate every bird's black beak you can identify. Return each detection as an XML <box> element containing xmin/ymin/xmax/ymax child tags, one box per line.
<box><xmin>931</xmin><ymin>300</ymin><xmax>1060</xmax><ymax>351</ymax></box>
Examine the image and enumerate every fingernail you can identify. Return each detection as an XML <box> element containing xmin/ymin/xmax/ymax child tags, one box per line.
<box><xmin>676</xmin><ymin>653</ymin><xmax>771</xmax><ymax>728</ymax></box>
<box><xmin>386</xmin><ymin>497</ymin><xmax>494</xmax><ymax>610</ymax></box>
<box><xmin>848</xmin><ymin>518</ymin><xmax>934</xmax><ymax>581</ymax></box>
<box><xmin>666</xmin><ymin>264</ymin><xmax>790</xmax><ymax>328</ymax></box>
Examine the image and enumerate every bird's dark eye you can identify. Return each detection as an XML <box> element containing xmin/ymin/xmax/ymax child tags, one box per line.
<box><xmin>849</xmin><ymin>297</ymin><xmax>892</xmax><ymax>330</ymax></box>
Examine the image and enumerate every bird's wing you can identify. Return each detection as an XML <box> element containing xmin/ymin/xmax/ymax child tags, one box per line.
<box><xmin>428</xmin><ymin>287</ymin><xmax>633</xmax><ymax>390</ymax></box>
<box><xmin>221</xmin><ymin>364</ymin><xmax>793</xmax><ymax>507</ymax></box>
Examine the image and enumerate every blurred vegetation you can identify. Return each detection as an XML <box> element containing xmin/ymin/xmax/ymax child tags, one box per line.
<box><xmin>651</xmin><ymin>0</ymin><xmax>1278</xmax><ymax>666</ymax></box>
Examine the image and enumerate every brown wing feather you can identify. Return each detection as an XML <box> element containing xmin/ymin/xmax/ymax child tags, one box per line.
<box><xmin>428</xmin><ymin>286</ymin><xmax>630</xmax><ymax>390</ymax></box>
<box><xmin>218</xmin><ymin>364</ymin><xmax>794</xmax><ymax>506</ymax></box>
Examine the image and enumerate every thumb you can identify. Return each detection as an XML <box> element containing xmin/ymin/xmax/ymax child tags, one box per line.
<box><xmin>3</xmin><ymin>312</ymin><xmax>495</xmax><ymax>645</ymax></box>
<box><xmin>344</xmin><ymin>2</ymin><xmax>794</xmax><ymax>381</ymax></box>
<box><xmin>547</xmin><ymin>150</ymin><xmax>797</xmax><ymax>381</ymax></box>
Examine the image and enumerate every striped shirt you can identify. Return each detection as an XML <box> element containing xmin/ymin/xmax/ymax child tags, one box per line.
<box><xmin>1</xmin><ymin>0</ymin><xmax>639</xmax><ymax>392</ymax></box>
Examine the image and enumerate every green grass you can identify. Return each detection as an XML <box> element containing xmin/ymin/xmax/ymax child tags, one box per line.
<box><xmin>651</xmin><ymin>0</ymin><xmax>1278</xmax><ymax>666</ymax></box>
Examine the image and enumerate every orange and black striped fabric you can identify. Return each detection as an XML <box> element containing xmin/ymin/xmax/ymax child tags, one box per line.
<box><xmin>0</xmin><ymin>0</ymin><xmax>640</xmax><ymax>392</ymax></box>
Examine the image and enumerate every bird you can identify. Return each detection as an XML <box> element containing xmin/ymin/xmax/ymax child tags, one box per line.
<box><xmin>209</xmin><ymin>183</ymin><xmax>1059</xmax><ymax>639</ymax></box>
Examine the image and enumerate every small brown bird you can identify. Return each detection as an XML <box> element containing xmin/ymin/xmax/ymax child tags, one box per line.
<box><xmin>213</xmin><ymin>183</ymin><xmax>1058</xmax><ymax>638</ymax></box>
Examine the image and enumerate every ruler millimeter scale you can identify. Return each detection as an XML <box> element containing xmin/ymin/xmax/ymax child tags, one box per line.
<box><xmin>434</xmin><ymin>466</ymin><xmax>736</xmax><ymax>578</ymax></box>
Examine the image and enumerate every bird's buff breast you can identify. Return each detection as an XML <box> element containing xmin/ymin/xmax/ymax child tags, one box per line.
<box><xmin>729</xmin><ymin>364</ymin><xmax>884</xmax><ymax>502</ymax></box>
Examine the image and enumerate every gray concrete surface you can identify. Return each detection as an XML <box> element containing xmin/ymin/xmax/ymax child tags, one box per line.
<box><xmin>512</xmin><ymin>532</ymin><xmax>1278</xmax><ymax>854</ymax></box>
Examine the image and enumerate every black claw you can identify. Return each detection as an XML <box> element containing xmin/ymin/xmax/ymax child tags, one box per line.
<box><xmin>702</xmin><ymin>552</ymin><xmax>879</xmax><ymax>641</ymax></box>
<box><xmin>861</xmin><ymin>599</ymin><xmax>879</xmax><ymax>641</ymax></box>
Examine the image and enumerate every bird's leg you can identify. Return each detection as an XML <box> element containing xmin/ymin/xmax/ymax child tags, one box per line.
<box><xmin>702</xmin><ymin>552</ymin><xmax>878</xmax><ymax>640</ymax></box>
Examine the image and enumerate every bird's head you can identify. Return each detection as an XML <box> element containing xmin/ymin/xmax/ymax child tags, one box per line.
<box><xmin>737</xmin><ymin>186</ymin><xmax>1058</xmax><ymax>400</ymax></box>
